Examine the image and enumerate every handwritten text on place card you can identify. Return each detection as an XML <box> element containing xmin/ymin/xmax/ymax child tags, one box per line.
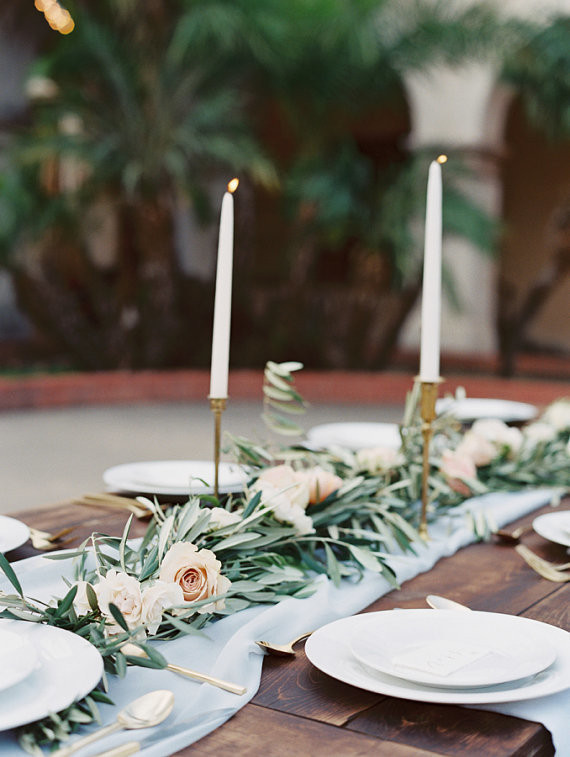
<box><xmin>392</xmin><ymin>641</ymin><xmax>490</xmax><ymax>677</ymax></box>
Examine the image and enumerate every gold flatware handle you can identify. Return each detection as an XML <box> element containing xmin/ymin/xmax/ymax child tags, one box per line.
<box><xmin>515</xmin><ymin>545</ymin><xmax>570</xmax><ymax>583</ymax></box>
<box><xmin>92</xmin><ymin>742</ymin><xmax>140</xmax><ymax>757</ymax></box>
<box><xmin>166</xmin><ymin>662</ymin><xmax>246</xmax><ymax>695</ymax></box>
<box><xmin>76</xmin><ymin>493</ymin><xmax>151</xmax><ymax>519</ymax></box>
<box><xmin>121</xmin><ymin>643</ymin><xmax>246</xmax><ymax>695</ymax></box>
<box><xmin>52</xmin><ymin>722</ymin><xmax>122</xmax><ymax>756</ymax></box>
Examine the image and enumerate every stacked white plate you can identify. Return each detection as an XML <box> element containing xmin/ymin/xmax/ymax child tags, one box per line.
<box><xmin>306</xmin><ymin>422</ymin><xmax>401</xmax><ymax>452</ymax></box>
<box><xmin>305</xmin><ymin>609</ymin><xmax>569</xmax><ymax>704</ymax></box>
<box><xmin>0</xmin><ymin>619</ymin><xmax>103</xmax><ymax>730</ymax></box>
<box><xmin>103</xmin><ymin>460</ymin><xmax>250</xmax><ymax>496</ymax></box>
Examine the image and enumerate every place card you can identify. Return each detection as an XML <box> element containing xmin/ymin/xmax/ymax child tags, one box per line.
<box><xmin>392</xmin><ymin>640</ymin><xmax>490</xmax><ymax>678</ymax></box>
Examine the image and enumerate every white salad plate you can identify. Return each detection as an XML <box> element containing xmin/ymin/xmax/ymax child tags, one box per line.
<box><xmin>305</xmin><ymin>610</ymin><xmax>570</xmax><ymax>704</ymax></box>
<box><xmin>0</xmin><ymin>620</ymin><xmax>103</xmax><ymax>731</ymax></box>
<box><xmin>348</xmin><ymin>610</ymin><xmax>555</xmax><ymax>689</ymax></box>
<box><xmin>0</xmin><ymin>515</ymin><xmax>30</xmax><ymax>554</ymax></box>
<box><xmin>306</xmin><ymin>422</ymin><xmax>401</xmax><ymax>452</ymax></box>
<box><xmin>533</xmin><ymin>511</ymin><xmax>570</xmax><ymax>549</ymax></box>
<box><xmin>103</xmin><ymin>460</ymin><xmax>250</xmax><ymax>496</ymax></box>
<box><xmin>436</xmin><ymin>398</ymin><xmax>537</xmax><ymax>424</ymax></box>
<box><xmin>0</xmin><ymin>627</ymin><xmax>38</xmax><ymax>692</ymax></box>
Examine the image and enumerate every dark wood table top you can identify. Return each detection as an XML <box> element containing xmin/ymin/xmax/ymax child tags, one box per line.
<box><xmin>7</xmin><ymin>497</ymin><xmax>570</xmax><ymax>757</ymax></box>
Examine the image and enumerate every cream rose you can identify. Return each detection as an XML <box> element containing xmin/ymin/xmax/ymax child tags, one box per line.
<box><xmin>440</xmin><ymin>449</ymin><xmax>477</xmax><ymax>496</ymax></box>
<box><xmin>296</xmin><ymin>466</ymin><xmax>343</xmax><ymax>504</ymax></box>
<box><xmin>94</xmin><ymin>570</ymin><xmax>143</xmax><ymax>631</ymax></box>
<box><xmin>158</xmin><ymin>542</ymin><xmax>231</xmax><ymax>614</ymax></box>
<box><xmin>542</xmin><ymin>399</ymin><xmax>570</xmax><ymax>431</ymax></box>
<box><xmin>250</xmin><ymin>464</ymin><xmax>314</xmax><ymax>534</ymax></box>
<box><xmin>255</xmin><ymin>482</ymin><xmax>315</xmax><ymax>534</ymax></box>
<box><xmin>456</xmin><ymin>431</ymin><xmax>497</xmax><ymax>467</ymax></box>
<box><xmin>72</xmin><ymin>580</ymin><xmax>95</xmax><ymax>616</ymax></box>
<box><xmin>253</xmin><ymin>465</ymin><xmax>311</xmax><ymax>510</ymax></box>
<box><xmin>355</xmin><ymin>446</ymin><xmax>405</xmax><ymax>474</ymax></box>
<box><xmin>140</xmin><ymin>581</ymin><xmax>184</xmax><ymax>635</ymax></box>
<box><xmin>207</xmin><ymin>507</ymin><xmax>243</xmax><ymax>531</ymax></box>
<box><xmin>524</xmin><ymin>421</ymin><xmax>558</xmax><ymax>444</ymax></box>
<box><xmin>470</xmin><ymin>419</ymin><xmax>523</xmax><ymax>456</ymax></box>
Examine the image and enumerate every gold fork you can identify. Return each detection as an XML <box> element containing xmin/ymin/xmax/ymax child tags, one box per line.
<box><xmin>75</xmin><ymin>493</ymin><xmax>152</xmax><ymax>519</ymax></box>
<box><xmin>29</xmin><ymin>526</ymin><xmax>76</xmax><ymax>550</ymax></box>
<box><xmin>515</xmin><ymin>545</ymin><xmax>570</xmax><ymax>582</ymax></box>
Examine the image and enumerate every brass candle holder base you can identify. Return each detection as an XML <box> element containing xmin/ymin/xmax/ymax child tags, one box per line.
<box><xmin>416</xmin><ymin>378</ymin><xmax>443</xmax><ymax>540</ymax></box>
<box><xmin>209</xmin><ymin>397</ymin><xmax>227</xmax><ymax>500</ymax></box>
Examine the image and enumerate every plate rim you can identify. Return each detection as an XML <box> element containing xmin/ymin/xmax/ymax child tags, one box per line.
<box><xmin>0</xmin><ymin>628</ymin><xmax>38</xmax><ymax>692</ymax></box>
<box><xmin>348</xmin><ymin>610</ymin><xmax>555</xmax><ymax>689</ymax></box>
<box><xmin>103</xmin><ymin>459</ymin><xmax>249</xmax><ymax>495</ymax></box>
<box><xmin>533</xmin><ymin>510</ymin><xmax>570</xmax><ymax>548</ymax></box>
<box><xmin>305</xmin><ymin>609</ymin><xmax>570</xmax><ymax>705</ymax></box>
<box><xmin>0</xmin><ymin>621</ymin><xmax>103</xmax><ymax>731</ymax></box>
<box><xmin>0</xmin><ymin>515</ymin><xmax>30</xmax><ymax>554</ymax></box>
<box><xmin>435</xmin><ymin>397</ymin><xmax>537</xmax><ymax>422</ymax></box>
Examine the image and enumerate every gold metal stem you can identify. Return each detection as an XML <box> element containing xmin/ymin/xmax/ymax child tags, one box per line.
<box><xmin>417</xmin><ymin>379</ymin><xmax>441</xmax><ymax>540</ymax></box>
<box><xmin>209</xmin><ymin>397</ymin><xmax>227</xmax><ymax>499</ymax></box>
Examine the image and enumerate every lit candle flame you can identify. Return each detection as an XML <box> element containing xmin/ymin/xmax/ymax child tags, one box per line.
<box><xmin>227</xmin><ymin>178</ymin><xmax>239</xmax><ymax>194</ymax></box>
<box><xmin>436</xmin><ymin>155</ymin><xmax>448</xmax><ymax>165</ymax></box>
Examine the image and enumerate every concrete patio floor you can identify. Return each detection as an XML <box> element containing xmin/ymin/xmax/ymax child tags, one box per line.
<box><xmin>1</xmin><ymin>367</ymin><xmax>568</xmax><ymax>516</ymax></box>
<box><xmin>0</xmin><ymin>399</ymin><xmax>405</xmax><ymax>514</ymax></box>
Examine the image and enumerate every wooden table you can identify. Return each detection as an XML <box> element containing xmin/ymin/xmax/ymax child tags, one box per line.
<box><xmin>7</xmin><ymin>498</ymin><xmax>570</xmax><ymax>757</ymax></box>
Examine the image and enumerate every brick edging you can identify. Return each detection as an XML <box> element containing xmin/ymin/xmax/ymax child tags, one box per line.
<box><xmin>0</xmin><ymin>369</ymin><xmax>568</xmax><ymax>411</ymax></box>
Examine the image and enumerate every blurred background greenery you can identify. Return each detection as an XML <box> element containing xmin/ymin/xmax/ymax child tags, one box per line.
<box><xmin>0</xmin><ymin>0</ymin><xmax>568</xmax><ymax>374</ymax></box>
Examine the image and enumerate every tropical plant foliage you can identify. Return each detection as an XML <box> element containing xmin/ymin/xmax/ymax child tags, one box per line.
<box><xmin>0</xmin><ymin>0</ymin><xmax>560</xmax><ymax>369</ymax></box>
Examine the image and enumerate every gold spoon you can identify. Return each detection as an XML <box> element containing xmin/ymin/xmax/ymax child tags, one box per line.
<box><xmin>121</xmin><ymin>643</ymin><xmax>246</xmax><ymax>695</ymax></box>
<box><xmin>426</xmin><ymin>595</ymin><xmax>471</xmax><ymax>611</ymax></box>
<box><xmin>255</xmin><ymin>630</ymin><xmax>314</xmax><ymax>657</ymax></box>
<box><xmin>52</xmin><ymin>690</ymin><xmax>174</xmax><ymax>757</ymax></box>
<box><xmin>493</xmin><ymin>525</ymin><xmax>532</xmax><ymax>545</ymax></box>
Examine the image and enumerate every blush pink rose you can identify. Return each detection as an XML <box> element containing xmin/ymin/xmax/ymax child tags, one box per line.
<box><xmin>254</xmin><ymin>465</ymin><xmax>310</xmax><ymax>510</ymax></box>
<box><xmin>456</xmin><ymin>431</ymin><xmax>497</xmax><ymax>467</ymax></box>
<box><xmin>159</xmin><ymin>542</ymin><xmax>231</xmax><ymax>614</ymax></box>
<box><xmin>440</xmin><ymin>449</ymin><xmax>477</xmax><ymax>496</ymax></box>
<box><xmin>296</xmin><ymin>466</ymin><xmax>343</xmax><ymax>504</ymax></box>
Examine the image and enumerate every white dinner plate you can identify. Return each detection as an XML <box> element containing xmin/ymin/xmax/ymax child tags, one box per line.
<box><xmin>0</xmin><ymin>627</ymin><xmax>38</xmax><ymax>692</ymax></box>
<box><xmin>306</xmin><ymin>422</ymin><xmax>401</xmax><ymax>452</ymax></box>
<box><xmin>436</xmin><ymin>398</ymin><xmax>537</xmax><ymax>424</ymax></box>
<box><xmin>349</xmin><ymin>610</ymin><xmax>555</xmax><ymax>689</ymax></box>
<box><xmin>103</xmin><ymin>460</ymin><xmax>250</xmax><ymax>496</ymax></box>
<box><xmin>533</xmin><ymin>511</ymin><xmax>570</xmax><ymax>548</ymax></box>
<box><xmin>0</xmin><ymin>515</ymin><xmax>30</xmax><ymax>554</ymax></box>
<box><xmin>0</xmin><ymin>620</ymin><xmax>103</xmax><ymax>730</ymax></box>
<box><xmin>306</xmin><ymin>610</ymin><xmax>570</xmax><ymax>704</ymax></box>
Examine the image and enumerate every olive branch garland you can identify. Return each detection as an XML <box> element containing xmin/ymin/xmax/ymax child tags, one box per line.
<box><xmin>1</xmin><ymin>369</ymin><xmax>568</xmax><ymax>753</ymax></box>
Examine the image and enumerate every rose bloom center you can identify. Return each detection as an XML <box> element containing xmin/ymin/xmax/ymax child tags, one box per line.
<box><xmin>116</xmin><ymin>590</ymin><xmax>138</xmax><ymax>614</ymax></box>
<box><xmin>176</xmin><ymin>567</ymin><xmax>207</xmax><ymax>600</ymax></box>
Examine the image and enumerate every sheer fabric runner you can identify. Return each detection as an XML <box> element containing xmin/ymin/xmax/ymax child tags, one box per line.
<box><xmin>1</xmin><ymin>489</ymin><xmax>567</xmax><ymax>756</ymax></box>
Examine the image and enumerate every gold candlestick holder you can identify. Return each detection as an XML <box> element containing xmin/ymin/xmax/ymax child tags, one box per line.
<box><xmin>209</xmin><ymin>397</ymin><xmax>227</xmax><ymax>500</ymax></box>
<box><xmin>417</xmin><ymin>378</ymin><xmax>442</xmax><ymax>540</ymax></box>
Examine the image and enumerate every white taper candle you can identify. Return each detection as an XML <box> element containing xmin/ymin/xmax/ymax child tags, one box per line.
<box><xmin>419</xmin><ymin>156</ymin><xmax>446</xmax><ymax>382</ymax></box>
<box><xmin>209</xmin><ymin>178</ymin><xmax>238</xmax><ymax>399</ymax></box>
